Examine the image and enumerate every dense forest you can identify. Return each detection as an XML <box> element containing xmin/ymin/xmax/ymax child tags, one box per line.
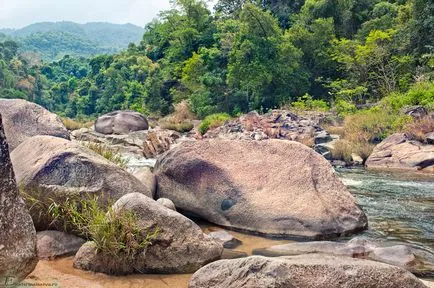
<box><xmin>0</xmin><ymin>0</ymin><xmax>433</xmax><ymax>120</ymax></box>
<box><xmin>0</xmin><ymin>22</ymin><xmax>143</xmax><ymax>61</ymax></box>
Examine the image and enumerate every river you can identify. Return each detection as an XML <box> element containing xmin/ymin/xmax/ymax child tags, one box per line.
<box><xmin>22</xmin><ymin>168</ymin><xmax>434</xmax><ymax>287</ymax></box>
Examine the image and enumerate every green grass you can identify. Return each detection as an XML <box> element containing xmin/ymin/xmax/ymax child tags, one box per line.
<box><xmin>82</xmin><ymin>142</ymin><xmax>127</xmax><ymax>168</ymax></box>
<box><xmin>198</xmin><ymin>113</ymin><xmax>232</xmax><ymax>134</ymax></box>
<box><xmin>21</xmin><ymin>187</ymin><xmax>159</xmax><ymax>260</ymax></box>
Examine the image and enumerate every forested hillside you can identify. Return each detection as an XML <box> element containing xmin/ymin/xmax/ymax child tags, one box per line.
<box><xmin>0</xmin><ymin>22</ymin><xmax>143</xmax><ymax>60</ymax></box>
<box><xmin>0</xmin><ymin>0</ymin><xmax>433</xmax><ymax>119</ymax></box>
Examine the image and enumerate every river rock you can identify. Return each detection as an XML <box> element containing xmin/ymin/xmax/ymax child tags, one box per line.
<box><xmin>156</xmin><ymin>198</ymin><xmax>176</xmax><ymax>211</ymax></box>
<box><xmin>11</xmin><ymin>136</ymin><xmax>153</xmax><ymax>230</ymax></box>
<box><xmin>208</xmin><ymin>230</ymin><xmax>242</xmax><ymax>249</ymax></box>
<box><xmin>155</xmin><ymin>139</ymin><xmax>367</xmax><ymax>239</ymax></box>
<box><xmin>72</xmin><ymin>127</ymin><xmax>181</xmax><ymax>158</ymax></box>
<box><xmin>366</xmin><ymin>133</ymin><xmax>434</xmax><ymax>172</ymax></box>
<box><xmin>37</xmin><ymin>231</ymin><xmax>85</xmax><ymax>259</ymax></box>
<box><xmin>0</xmin><ymin>99</ymin><xmax>70</xmax><ymax>151</ymax></box>
<box><xmin>133</xmin><ymin>167</ymin><xmax>157</xmax><ymax>196</ymax></box>
<box><xmin>0</xmin><ymin>114</ymin><xmax>38</xmax><ymax>286</ymax></box>
<box><xmin>73</xmin><ymin>193</ymin><xmax>223</xmax><ymax>275</ymax></box>
<box><xmin>253</xmin><ymin>238</ymin><xmax>423</xmax><ymax>273</ymax></box>
<box><xmin>95</xmin><ymin>111</ymin><xmax>149</xmax><ymax>135</ymax></box>
<box><xmin>189</xmin><ymin>255</ymin><xmax>428</xmax><ymax>288</ymax></box>
<box><xmin>203</xmin><ymin>110</ymin><xmax>326</xmax><ymax>145</ymax></box>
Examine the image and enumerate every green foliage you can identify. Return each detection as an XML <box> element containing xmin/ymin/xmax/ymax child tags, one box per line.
<box><xmin>48</xmin><ymin>195</ymin><xmax>159</xmax><ymax>260</ymax></box>
<box><xmin>291</xmin><ymin>94</ymin><xmax>329</xmax><ymax>112</ymax></box>
<box><xmin>198</xmin><ymin>113</ymin><xmax>231</xmax><ymax>134</ymax></box>
<box><xmin>380</xmin><ymin>81</ymin><xmax>434</xmax><ymax>111</ymax></box>
<box><xmin>82</xmin><ymin>142</ymin><xmax>127</xmax><ymax>168</ymax></box>
<box><xmin>334</xmin><ymin>99</ymin><xmax>357</xmax><ymax>116</ymax></box>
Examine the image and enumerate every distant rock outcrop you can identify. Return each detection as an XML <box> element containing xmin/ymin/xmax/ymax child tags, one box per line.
<box><xmin>0</xmin><ymin>99</ymin><xmax>70</xmax><ymax>151</ymax></box>
<box><xmin>366</xmin><ymin>133</ymin><xmax>434</xmax><ymax>173</ymax></box>
<box><xmin>0</xmin><ymin>114</ymin><xmax>38</xmax><ymax>286</ymax></box>
<box><xmin>155</xmin><ymin>139</ymin><xmax>367</xmax><ymax>239</ymax></box>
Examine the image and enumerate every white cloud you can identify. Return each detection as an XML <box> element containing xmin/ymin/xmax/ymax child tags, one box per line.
<box><xmin>0</xmin><ymin>0</ymin><xmax>172</xmax><ymax>28</ymax></box>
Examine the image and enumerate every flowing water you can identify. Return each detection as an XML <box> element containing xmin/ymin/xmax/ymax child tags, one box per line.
<box><xmin>23</xmin><ymin>168</ymin><xmax>434</xmax><ymax>287</ymax></box>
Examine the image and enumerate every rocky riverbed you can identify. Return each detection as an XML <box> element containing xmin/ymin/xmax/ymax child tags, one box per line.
<box><xmin>1</xmin><ymin>101</ymin><xmax>433</xmax><ymax>287</ymax></box>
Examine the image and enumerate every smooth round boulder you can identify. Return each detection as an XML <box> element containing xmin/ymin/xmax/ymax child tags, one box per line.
<box><xmin>11</xmin><ymin>136</ymin><xmax>154</xmax><ymax>230</ymax></box>
<box><xmin>37</xmin><ymin>231</ymin><xmax>85</xmax><ymax>259</ymax></box>
<box><xmin>133</xmin><ymin>167</ymin><xmax>157</xmax><ymax>196</ymax></box>
<box><xmin>95</xmin><ymin>111</ymin><xmax>148</xmax><ymax>135</ymax></box>
<box><xmin>73</xmin><ymin>193</ymin><xmax>223</xmax><ymax>275</ymax></box>
<box><xmin>189</xmin><ymin>255</ymin><xmax>429</xmax><ymax>288</ymax></box>
<box><xmin>0</xmin><ymin>114</ymin><xmax>38</xmax><ymax>286</ymax></box>
<box><xmin>157</xmin><ymin>198</ymin><xmax>176</xmax><ymax>211</ymax></box>
<box><xmin>0</xmin><ymin>99</ymin><xmax>70</xmax><ymax>151</ymax></box>
<box><xmin>155</xmin><ymin>140</ymin><xmax>367</xmax><ymax>239</ymax></box>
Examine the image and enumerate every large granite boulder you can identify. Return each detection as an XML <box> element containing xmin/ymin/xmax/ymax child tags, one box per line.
<box><xmin>73</xmin><ymin>193</ymin><xmax>223</xmax><ymax>275</ymax></box>
<box><xmin>0</xmin><ymin>99</ymin><xmax>70</xmax><ymax>151</ymax></box>
<box><xmin>0</xmin><ymin>114</ymin><xmax>38</xmax><ymax>286</ymax></box>
<box><xmin>94</xmin><ymin>111</ymin><xmax>148</xmax><ymax>135</ymax></box>
<box><xmin>37</xmin><ymin>231</ymin><xmax>85</xmax><ymax>259</ymax></box>
<box><xmin>189</xmin><ymin>255</ymin><xmax>429</xmax><ymax>288</ymax></box>
<box><xmin>155</xmin><ymin>140</ymin><xmax>367</xmax><ymax>239</ymax></box>
<box><xmin>11</xmin><ymin>136</ymin><xmax>154</xmax><ymax>230</ymax></box>
<box><xmin>366</xmin><ymin>133</ymin><xmax>434</xmax><ymax>173</ymax></box>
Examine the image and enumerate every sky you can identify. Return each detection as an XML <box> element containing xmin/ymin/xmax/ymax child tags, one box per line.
<box><xmin>0</xmin><ymin>0</ymin><xmax>173</xmax><ymax>29</ymax></box>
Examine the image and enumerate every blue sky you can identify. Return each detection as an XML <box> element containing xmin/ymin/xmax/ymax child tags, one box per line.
<box><xmin>0</xmin><ymin>0</ymin><xmax>173</xmax><ymax>28</ymax></box>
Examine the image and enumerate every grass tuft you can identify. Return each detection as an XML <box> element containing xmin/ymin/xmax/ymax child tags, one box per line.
<box><xmin>82</xmin><ymin>142</ymin><xmax>127</xmax><ymax>168</ymax></box>
<box><xmin>199</xmin><ymin>113</ymin><xmax>232</xmax><ymax>134</ymax></box>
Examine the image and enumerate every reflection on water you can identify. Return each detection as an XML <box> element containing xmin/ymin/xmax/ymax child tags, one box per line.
<box><xmin>337</xmin><ymin>168</ymin><xmax>434</xmax><ymax>253</ymax></box>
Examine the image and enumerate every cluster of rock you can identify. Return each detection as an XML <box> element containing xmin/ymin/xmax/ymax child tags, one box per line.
<box><xmin>203</xmin><ymin>110</ymin><xmax>328</xmax><ymax>143</ymax></box>
<box><xmin>253</xmin><ymin>237</ymin><xmax>431</xmax><ymax>275</ymax></box>
<box><xmin>366</xmin><ymin>133</ymin><xmax>434</xmax><ymax>172</ymax></box>
<box><xmin>1</xmin><ymin>99</ymin><xmax>432</xmax><ymax>287</ymax></box>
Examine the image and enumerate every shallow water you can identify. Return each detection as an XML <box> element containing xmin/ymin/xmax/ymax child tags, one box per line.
<box><xmin>337</xmin><ymin>168</ymin><xmax>434</xmax><ymax>252</ymax></box>
<box><xmin>23</xmin><ymin>168</ymin><xmax>434</xmax><ymax>287</ymax></box>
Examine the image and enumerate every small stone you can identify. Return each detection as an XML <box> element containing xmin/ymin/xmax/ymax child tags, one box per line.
<box><xmin>157</xmin><ymin>198</ymin><xmax>176</xmax><ymax>211</ymax></box>
<box><xmin>208</xmin><ymin>230</ymin><xmax>242</xmax><ymax>249</ymax></box>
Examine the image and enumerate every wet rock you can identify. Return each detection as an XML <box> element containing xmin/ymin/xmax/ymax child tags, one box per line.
<box><xmin>189</xmin><ymin>255</ymin><xmax>428</xmax><ymax>288</ymax></box>
<box><xmin>155</xmin><ymin>139</ymin><xmax>367</xmax><ymax>239</ymax></box>
<box><xmin>11</xmin><ymin>136</ymin><xmax>153</xmax><ymax>230</ymax></box>
<box><xmin>95</xmin><ymin>111</ymin><xmax>148</xmax><ymax>135</ymax></box>
<box><xmin>220</xmin><ymin>249</ymin><xmax>248</xmax><ymax>259</ymax></box>
<box><xmin>253</xmin><ymin>238</ymin><xmax>427</xmax><ymax>274</ymax></box>
<box><xmin>37</xmin><ymin>231</ymin><xmax>85</xmax><ymax>259</ymax></box>
<box><xmin>208</xmin><ymin>230</ymin><xmax>241</xmax><ymax>249</ymax></box>
<box><xmin>366</xmin><ymin>133</ymin><xmax>434</xmax><ymax>173</ymax></box>
<box><xmin>0</xmin><ymin>99</ymin><xmax>70</xmax><ymax>151</ymax></box>
<box><xmin>0</xmin><ymin>113</ymin><xmax>38</xmax><ymax>286</ymax></box>
<box><xmin>73</xmin><ymin>193</ymin><xmax>223</xmax><ymax>275</ymax></box>
<box><xmin>157</xmin><ymin>198</ymin><xmax>176</xmax><ymax>211</ymax></box>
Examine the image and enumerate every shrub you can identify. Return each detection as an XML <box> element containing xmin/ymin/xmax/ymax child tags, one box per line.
<box><xmin>160</xmin><ymin>121</ymin><xmax>194</xmax><ymax>133</ymax></box>
<box><xmin>291</xmin><ymin>94</ymin><xmax>329</xmax><ymax>112</ymax></box>
<box><xmin>343</xmin><ymin>108</ymin><xmax>412</xmax><ymax>143</ymax></box>
<box><xmin>159</xmin><ymin>101</ymin><xmax>195</xmax><ymax>133</ymax></box>
<box><xmin>48</xmin><ymin>196</ymin><xmax>159</xmax><ymax>260</ymax></box>
<box><xmin>82</xmin><ymin>142</ymin><xmax>127</xmax><ymax>168</ymax></box>
<box><xmin>332</xmin><ymin>140</ymin><xmax>353</xmax><ymax>162</ymax></box>
<box><xmin>334</xmin><ymin>100</ymin><xmax>357</xmax><ymax>116</ymax></box>
<box><xmin>381</xmin><ymin>81</ymin><xmax>434</xmax><ymax>111</ymax></box>
<box><xmin>199</xmin><ymin>113</ymin><xmax>231</xmax><ymax>134</ymax></box>
<box><xmin>62</xmin><ymin>117</ymin><xmax>93</xmax><ymax>131</ymax></box>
